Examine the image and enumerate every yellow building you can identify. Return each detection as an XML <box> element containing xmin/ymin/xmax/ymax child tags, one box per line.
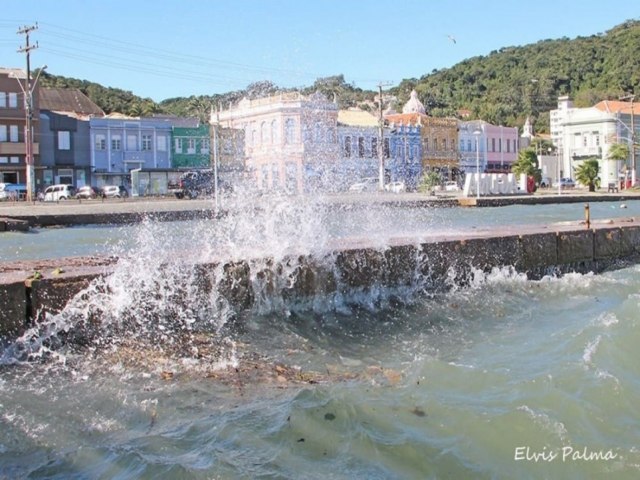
<box><xmin>384</xmin><ymin>90</ymin><xmax>458</xmax><ymax>172</ymax></box>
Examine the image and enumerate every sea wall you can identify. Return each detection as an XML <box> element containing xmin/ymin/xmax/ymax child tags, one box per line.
<box><xmin>1</xmin><ymin>221</ymin><xmax>640</xmax><ymax>338</ymax></box>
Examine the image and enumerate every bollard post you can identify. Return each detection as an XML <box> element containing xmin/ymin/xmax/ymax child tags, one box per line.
<box><xmin>584</xmin><ymin>203</ymin><xmax>590</xmax><ymax>229</ymax></box>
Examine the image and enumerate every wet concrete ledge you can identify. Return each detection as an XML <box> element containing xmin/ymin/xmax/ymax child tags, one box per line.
<box><xmin>1</xmin><ymin>218</ymin><xmax>640</xmax><ymax>338</ymax></box>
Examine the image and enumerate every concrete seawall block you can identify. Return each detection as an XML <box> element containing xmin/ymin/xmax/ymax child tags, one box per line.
<box><xmin>620</xmin><ymin>226</ymin><xmax>640</xmax><ymax>255</ymax></box>
<box><xmin>520</xmin><ymin>232</ymin><xmax>558</xmax><ymax>271</ymax></box>
<box><xmin>419</xmin><ymin>241</ymin><xmax>459</xmax><ymax>289</ymax></box>
<box><xmin>384</xmin><ymin>245</ymin><xmax>420</xmax><ymax>286</ymax></box>
<box><xmin>594</xmin><ymin>228</ymin><xmax>623</xmax><ymax>259</ymax></box>
<box><xmin>336</xmin><ymin>248</ymin><xmax>386</xmax><ymax>289</ymax></box>
<box><xmin>0</xmin><ymin>280</ymin><xmax>27</xmax><ymax>336</ymax></box>
<box><xmin>557</xmin><ymin>230</ymin><xmax>594</xmax><ymax>264</ymax></box>
<box><xmin>27</xmin><ymin>274</ymin><xmax>99</xmax><ymax>323</ymax></box>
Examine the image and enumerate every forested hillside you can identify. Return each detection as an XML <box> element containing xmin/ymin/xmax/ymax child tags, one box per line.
<box><xmin>39</xmin><ymin>20</ymin><xmax>640</xmax><ymax>133</ymax></box>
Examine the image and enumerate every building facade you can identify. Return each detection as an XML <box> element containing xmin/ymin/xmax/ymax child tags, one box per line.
<box><xmin>89</xmin><ymin>116</ymin><xmax>173</xmax><ymax>187</ymax></box>
<box><xmin>215</xmin><ymin>91</ymin><xmax>339</xmax><ymax>193</ymax></box>
<box><xmin>171</xmin><ymin>124</ymin><xmax>211</xmax><ymax>169</ymax></box>
<box><xmin>384</xmin><ymin>90</ymin><xmax>458</xmax><ymax>180</ymax></box>
<box><xmin>336</xmin><ymin>108</ymin><xmax>385</xmax><ymax>190</ymax></box>
<box><xmin>39</xmin><ymin>87</ymin><xmax>105</xmax><ymax>189</ymax></box>
<box><xmin>550</xmin><ymin>96</ymin><xmax>639</xmax><ymax>186</ymax></box>
<box><xmin>458</xmin><ymin>120</ymin><xmax>519</xmax><ymax>175</ymax></box>
<box><xmin>0</xmin><ymin>68</ymin><xmax>40</xmax><ymax>187</ymax></box>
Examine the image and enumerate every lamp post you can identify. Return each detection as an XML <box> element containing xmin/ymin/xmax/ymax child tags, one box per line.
<box><xmin>557</xmin><ymin>147</ymin><xmax>562</xmax><ymax>196</ymax></box>
<box><xmin>473</xmin><ymin>129</ymin><xmax>482</xmax><ymax>199</ymax></box>
<box><xmin>619</xmin><ymin>94</ymin><xmax>636</xmax><ymax>187</ymax></box>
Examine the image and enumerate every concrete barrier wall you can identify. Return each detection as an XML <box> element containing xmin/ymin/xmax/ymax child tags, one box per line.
<box><xmin>2</xmin><ymin>221</ymin><xmax>640</xmax><ymax>338</ymax></box>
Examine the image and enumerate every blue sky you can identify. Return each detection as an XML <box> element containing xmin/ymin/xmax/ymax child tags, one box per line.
<box><xmin>0</xmin><ymin>0</ymin><xmax>636</xmax><ymax>102</ymax></box>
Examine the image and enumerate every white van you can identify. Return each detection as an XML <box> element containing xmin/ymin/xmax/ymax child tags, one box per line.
<box><xmin>43</xmin><ymin>184</ymin><xmax>77</xmax><ymax>202</ymax></box>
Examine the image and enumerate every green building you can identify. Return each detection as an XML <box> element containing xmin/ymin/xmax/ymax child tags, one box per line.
<box><xmin>171</xmin><ymin>124</ymin><xmax>211</xmax><ymax>168</ymax></box>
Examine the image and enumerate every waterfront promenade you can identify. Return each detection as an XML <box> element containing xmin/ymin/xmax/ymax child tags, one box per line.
<box><xmin>1</xmin><ymin>189</ymin><xmax>639</xmax><ymax>228</ymax></box>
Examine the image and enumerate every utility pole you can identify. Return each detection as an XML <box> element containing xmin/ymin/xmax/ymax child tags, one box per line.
<box><xmin>377</xmin><ymin>82</ymin><xmax>392</xmax><ymax>191</ymax></box>
<box><xmin>17</xmin><ymin>23</ymin><xmax>38</xmax><ymax>202</ymax></box>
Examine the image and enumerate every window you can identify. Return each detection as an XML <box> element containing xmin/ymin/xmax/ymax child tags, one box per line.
<box><xmin>0</xmin><ymin>92</ymin><xmax>5</xmax><ymax>108</ymax></box>
<box><xmin>8</xmin><ymin>93</ymin><xmax>17</xmax><ymax>108</ymax></box>
<box><xmin>9</xmin><ymin>125</ymin><xmax>18</xmax><ymax>142</ymax></box>
<box><xmin>261</xmin><ymin>121</ymin><xmax>268</xmax><ymax>144</ymax></box>
<box><xmin>314</xmin><ymin>124</ymin><xmax>322</xmax><ymax>143</ymax></box>
<box><xmin>343</xmin><ymin>136</ymin><xmax>351</xmax><ymax>157</ymax></box>
<box><xmin>460</xmin><ymin>139</ymin><xmax>464</xmax><ymax>151</ymax></box>
<box><xmin>175</xmin><ymin>138</ymin><xmax>183</xmax><ymax>152</ymax></box>
<box><xmin>498</xmin><ymin>138</ymin><xmax>502</xmax><ymax>152</ymax></box>
<box><xmin>187</xmin><ymin>138</ymin><xmax>196</xmax><ymax>154</ymax></box>
<box><xmin>595</xmin><ymin>135</ymin><xmax>600</xmax><ymax>146</ymax></box>
<box><xmin>0</xmin><ymin>157</ymin><xmax>7</xmax><ymax>163</ymax></box>
<box><xmin>58</xmin><ymin>131</ymin><xmax>71</xmax><ymax>150</ymax></box>
<box><xmin>492</xmin><ymin>138</ymin><xmax>496</xmax><ymax>152</ymax></box>
<box><xmin>0</xmin><ymin>125</ymin><xmax>6</xmax><ymax>142</ymax></box>
<box><xmin>506</xmin><ymin>139</ymin><xmax>510</xmax><ymax>153</ymax></box>
<box><xmin>271</xmin><ymin>120</ymin><xmax>278</xmax><ymax>143</ymax></box>
<box><xmin>358</xmin><ymin>137</ymin><xmax>365</xmax><ymax>157</ymax></box>
<box><xmin>142</xmin><ymin>134</ymin><xmax>152</xmax><ymax>151</ymax></box>
<box><xmin>284</xmin><ymin>118</ymin><xmax>295</xmax><ymax>144</ymax></box>
<box><xmin>467</xmin><ymin>139</ymin><xmax>472</xmax><ymax>151</ymax></box>
<box><xmin>201</xmin><ymin>138</ymin><xmax>210</xmax><ymax>153</ymax></box>
<box><xmin>384</xmin><ymin>138</ymin><xmax>390</xmax><ymax>158</ymax></box>
<box><xmin>442</xmin><ymin>139</ymin><xmax>447</xmax><ymax>151</ymax></box>
<box><xmin>95</xmin><ymin>134</ymin><xmax>106</xmax><ymax>150</ymax></box>
<box><xmin>10</xmin><ymin>156</ymin><xmax>19</xmax><ymax>164</ymax></box>
<box><xmin>111</xmin><ymin>135</ymin><xmax>121</xmax><ymax>150</ymax></box>
<box><xmin>127</xmin><ymin>134</ymin><xmax>137</xmax><ymax>151</ymax></box>
<box><xmin>424</xmin><ymin>138</ymin><xmax>429</xmax><ymax>151</ymax></box>
<box><xmin>157</xmin><ymin>135</ymin><xmax>166</xmax><ymax>152</ymax></box>
<box><xmin>371</xmin><ymin>137</ymin><xmax>378</xmax><ymax>158</ymax></box>
<box><xmin>582</xmin><ymin>135</ymin><xmax>588</xmax><ymax>147</ymax></box>
<box><xmin>433</xmin><ymin>138</ymin><xmax>438</xmax><ymax>151</ymax></box>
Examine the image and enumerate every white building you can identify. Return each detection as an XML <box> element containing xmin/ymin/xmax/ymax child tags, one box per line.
<box><xmin>550</xmin><ymin>96</ymin><xmax>639</xmax><ymax>187</ymax></box>
<box><xmin>215</xmin><ymin>92</ymin><xmax>339</xmax><ymax>193</ymax></box>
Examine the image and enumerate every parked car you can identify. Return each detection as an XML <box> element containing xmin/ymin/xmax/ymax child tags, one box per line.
<box><xmin>100</xmin><ymin>185</ymin><xmax>129</xmax><ymax>198</ymax></box>
<box><xmin>444</xmin><ymin>181</ymin><xmax>460</xmax><ymax>191</ymax></box>
<box><xmin>554</xmin><ymin>177</ymin><xmax>576</xmax><ymax>189</ymax></box>
<box><xmin>385</xmin><ymin>181</ymin><xmax>406</xmax><ymax>193</ymax></box>
<box><xmin>348</xmin><ymin>177</ymin><xmax>378</xmax><ymax>193</ymax></box>
<box><xmin>75</xmin><ymin>186</ymin><xmax>98</xmax><ymax>199</ymax></box>
<box><xmin>0</xmin><ymin>183</ymin><xmax>27</xmax><ymax>201</ymax></box>
<box><xmin>43</xmin><ymin>184</ymin><xmax>77</xmax><ymax>202</ymax></box>
<box><xmin>172</xmin><ymin>169</ymin><xmax>231</xmax><ymax>199</ymax></box>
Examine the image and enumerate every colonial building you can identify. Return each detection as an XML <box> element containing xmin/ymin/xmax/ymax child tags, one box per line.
<box><xmin>215</xmin><ymin>91</ymin><xmax>339</xmax><ymax>193</ymax></box>
<box><xmin>39</xmin><ymin>87</ymin><xmax>104</xmax><ymax>188</ymax></box>
<box><xmin>336</xmin><ymin>108</ymin><xmax>384</xmax><ymax>190</ymax></box>
<box><xmin>550</xmin><ymin>96</ymin><xmax>639</xmax><ymax>187</ymax></box>
<box><xmin>89</xmin><ymin>115</ymin><xmax>174</xmax><ymax>188</ymax></box>
<box><xmin>384</xmin><ymin>90</ymin><xmax>458</xmax><ymax>179</ymax></box>
<box><xmin>458</xmin><ymin>120</ymin><xmax>519</xmax><ymax>175</ymax></box>
<box><xmin>0</xmin><ymin>67</ymin><xmax>40</xmax><ymax>187</ymax></box>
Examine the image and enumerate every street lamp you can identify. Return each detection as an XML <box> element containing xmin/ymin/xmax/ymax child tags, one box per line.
<box><xmin>473</xmin><ymin>129</ymin><xmax>482</xmax><ymax>199</ymax></box>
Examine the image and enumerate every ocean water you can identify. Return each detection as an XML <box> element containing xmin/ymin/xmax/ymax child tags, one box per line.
<box><xmin>1</xmin><ymin>198</ymin><xmax>639</xmax><ymax>478</ymax></box>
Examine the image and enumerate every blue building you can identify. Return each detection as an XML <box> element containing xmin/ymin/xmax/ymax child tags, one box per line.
<box><xmin>90</xmin><ymin>116</ymin><xmax>173</xmax><ymax>188</ymax></box>
<box><xmin>387</xmin><ymin>123</ymin><xmax>422</xmax><ymax>190</ymax></box>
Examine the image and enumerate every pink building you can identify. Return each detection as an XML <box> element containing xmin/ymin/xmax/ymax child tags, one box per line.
<box><xmin>459</xmin><ymin>120</ymin><xmax>519</xmax><ymax>174</ymax></box>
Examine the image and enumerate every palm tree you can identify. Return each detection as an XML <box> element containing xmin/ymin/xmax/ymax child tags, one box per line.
<box><xmin>511</xmin><ymin>148</ymin><xmax>541</xmax><ymax>183</ymax></box>
<box><xmin>574</xmin><ymin>158</ymin><xmax>600</xmax><ymax>192</ymax></box>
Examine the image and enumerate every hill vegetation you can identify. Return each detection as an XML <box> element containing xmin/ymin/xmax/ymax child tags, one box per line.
<box><xmin>39</xmin><ymin>20</ymin><xmax>640</xmax><ymax>133</ymax></box>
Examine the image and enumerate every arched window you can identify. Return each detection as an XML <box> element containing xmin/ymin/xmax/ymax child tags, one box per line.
<box><xmin>261</xmin><ymin>121</ymin><xmax>268</xmax><ymax>144</ymax></box>
<box><xmin>271</xmin><ymin>120</ymin><xmax>278</xmax><ymax>143</ymax></box>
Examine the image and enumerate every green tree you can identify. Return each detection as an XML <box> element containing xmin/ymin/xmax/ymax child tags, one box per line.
<box><xmin>574</xmin><ymin>158</ymin><xmax>600</xmax><ymax>191</ymax></box>
<box><xmin>511</xmin><ymin>148</ymin><xmax>541</xmax><ymax>181</ymax></box>
<box><xmin>607</xmin><ymin>142</ymin><xmax>630</xmax><ymax>167</ymax></box>
<box><xmin>418</xmin><ymin>171</ymin><xmax>441</xmax><ymax>194</ymax></box>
